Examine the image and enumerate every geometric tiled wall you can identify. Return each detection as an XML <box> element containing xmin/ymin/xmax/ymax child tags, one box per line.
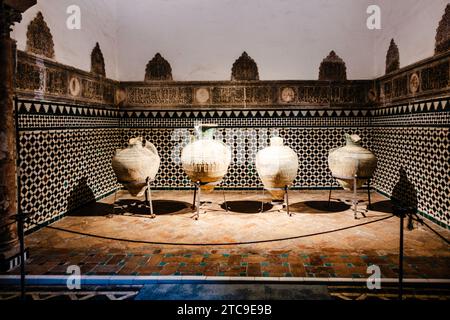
<box><xmin>16</xmin><ymin>101</ymin><xmax>121</xmax><ymax>231</ymax></box>
<box><xmin>16</xmin><ymin>96</ymin><xmax>450</xmax><ymax>231</ymax></box>
<box><xmin>371</xmin><ymin>99</ymin><xmax>450</xmax><ymax>227</ymax></box>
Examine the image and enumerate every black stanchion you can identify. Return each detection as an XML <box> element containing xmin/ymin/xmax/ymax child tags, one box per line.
<box><xmin>17</xmin><ymin>213</ymin><xmax>26</xmax><ymax>301</ymax></box>
<box><xmin>398</xmin><ymin>208</ymin><xmax>405</xmax><ymax>301</ymax></box>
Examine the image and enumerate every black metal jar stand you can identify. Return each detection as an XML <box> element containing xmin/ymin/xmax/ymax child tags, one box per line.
<box><xmin>328</xmin><ymin>174</ymin><xmax>373</xmax><ymax>219</ymax></box>
<box><xmin>259</xmin><ymin>185</ymin><xmax>292</xmax><ymax>217</ymax></box>
<box><xmin>112</xmin><ymin>177</ymin><xmax>155</xmax><ymax>219</ymax></box>
<box><xmin>191</xmin><ymin>181</ymin><xmax>228</xmax><ymax>220</ymax></box>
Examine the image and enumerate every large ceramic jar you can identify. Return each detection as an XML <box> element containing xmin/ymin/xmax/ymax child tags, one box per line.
<box><xmin>255</xmin><ymin>137</ymin><xmax>299</xmax><ymax>202</ymax></box>
<box><xmin>112</xmin><ymin>137</ymin><xmax>160</xmax><ymax>196</ymax></box>
<box><xmin>181</xmin><ymin>124</ymin><xmax>231</xmax><ymax>192</ymax></box>
<box><xmin>328</xmin><ymin>134</ymin><xmax>377</xmax><ymax>191</ymax></box>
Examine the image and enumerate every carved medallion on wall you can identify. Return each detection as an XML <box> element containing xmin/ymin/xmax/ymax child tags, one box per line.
<box><xmin>26</xmin><ymin>12</ymin><xmax>55</xmax><ymax>59</ymax></box>
<box><xmin>409</xmin><ymin>73</ymin><xmax>420</xmax><ymax>94</ymax></box>
<box><xmin>435</xmin><ymin>4</ymin><xmax>450</xmax><ymax>55</ymax></box>
<box><xmin>368</xmin><ymin>88</ymin><xmax>377</xmax><ymax>102</ymax></box>
<box><xmin>91</xmin><ymin>42</ymin><xmax>106</xmax><ymax>77</ymax></box>
<box><xmin>145</xmin><ymin>53</ymin><xmax>173</xmax><ymax>81</ymax></box>
<box><xmin>385</xmin><ymin>39</ymin><xmax>400</xmax><ymax>74</ymax></box>
<box><xmin>318</xmin><ymin>51</ymin><xmax>347</xmax><ymax>81</ymax></box>
<box><xmin>231</xmin><ymin>52</ymin><xmax>259</xmax><ymax>81</ymax></box>
<box><xmin>194</xmin><ymin>87</ymin><xmax>211</xmax><ymax>104</ymax></box>
<box><xmin>115</xmin><ymin>88</ymin><xmax>127</xmax><ymax>106</ymax></box>
<box><xmin>280</xmin><ymin>87</ymin><xmax>296</xmax><ymax>103</ymax></box>
<box><xmin>69</xmin><ymin>76</ymin><xmax>81</xmax><ymax>97</ymax></box>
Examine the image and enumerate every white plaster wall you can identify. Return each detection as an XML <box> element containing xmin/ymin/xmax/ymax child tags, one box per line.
<box><xmin>11</xmin><ymin>0</ymin><xmax>119</xmax><ymax>80</ymax></box>
<box><xmin>373</xmin><ymin>0</ymin><xmax>448</xmax><ymax>77</ymax></box>
<box><xmin>115</xmin><ymin>0</ymin><xmax>378</xmax><ymax>81</ymax></box>
<box><xmin>9</xmin><ymin>0</ymin><xmax>448</xmax><ymax>81</ymax></box>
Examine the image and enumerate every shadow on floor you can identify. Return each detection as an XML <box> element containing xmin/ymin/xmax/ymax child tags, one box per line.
<box><xmin>69</xmin><ymin>201</ymin><xmax>114</xmax><ymax>217</ymax></box>
<box><xmin>289</xmin><ymin>201</ymin><xmax>350</xmax><ymax>214</ymax></box>
<box><xmin>115</xmin><ymin>199</ymin><xmax>194</xmax><ymax>216</ymax></box>
<box><xmin>67</xmin><ymin>177</ymin><xmax>113</xmax><ymax>217</ymax></box>
<box><xmin>220</xmin><ymin>201</ymin><xmax>273</xmax><ymax>214</ymax></box>
<box><xmin>369</xmin><ymin>200</ymin><xmax>395</xmax><ymax>214</ymax></box>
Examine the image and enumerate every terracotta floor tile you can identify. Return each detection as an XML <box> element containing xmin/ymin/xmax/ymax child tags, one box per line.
<box><xmin>8</xmin><ymin>190</ymin><xmax>449</xmax><ymax>280</ymax></box>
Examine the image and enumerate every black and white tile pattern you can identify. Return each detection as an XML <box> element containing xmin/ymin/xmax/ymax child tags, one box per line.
<box><xmin>16</xmin><ymin>96</ymin><xmax>450</xmax><ymax>230</ymax></box>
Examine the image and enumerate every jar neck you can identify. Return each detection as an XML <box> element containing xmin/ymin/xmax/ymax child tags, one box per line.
<box><xmin>270</xmin><ymin>137</ymin><xmax>284</xmax><ymax>147</ymax></box>
<box><xmin>129</xmin><ymin>137</ymin><xmax>143</xmax><ymax>147</ymax></box>
<box><xmin>195</xmin><ymin>126</ymin><xmax>216</xmax><ymax>139</ymax></box>
<box><xmin>345</xmin><ymin>136</ymin><xmax>361</xmax><ymax>147</ymax></box>
<box><xmin>345</xmin><ymin>134</ymin><xmax>361</xmax><ymax>147</ymax></box>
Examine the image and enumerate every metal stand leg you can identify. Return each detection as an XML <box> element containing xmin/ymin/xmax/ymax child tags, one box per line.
<box><xmin>222</xmin><ymin>188</ymin><xmax>228</xmax><ymax>212</ymax></box>
<box><xmin>285</xmin><ymin>185</ymin><xmax>292</xmax><ymax>217</ymax></box>
<box><xmin>196</xmin><ymin>182</ymin><xmax>201</xmax><ymax>219</ymax></box>
<box><xmin>17</xmin><ymin>213</ymin><xmax>26</xmax><ymax>301</ymax></box>
<box><xmin>367</xmin><ymin>179</ymin><xmax>372</xmax><ymax>210</ymax></box>
<box><xmin>260</xmin><ymin>188</ymin><xmax>265</xmax><ymax>213</ymax></box>
<box><xmin>191</xmin><ymin>181</ymin><xmax>201</xmax><ymax>220</ymax></box>
<box><xmin>146</xmin><ymin>178</ymin><xmax>155</xmax><ymax>219</ymax></box>
<box><xmin>399</xmin><ymin>209</ymin><xmax>404</xmax><ymax>301</ymax></box>
<box><xmin>107</xmin><ymin>187</ymin><xmax>119</xmax><ymax>218</ymax></box>
<box><xmin>353</xmin><ymin>177</ymin><xmax>358</xmax><ymax>220</ymax></box>
<box><xmin>192</xmin><ymin>183</ymin><xmax>197</xmax><ymax>210</ymax></box>
<box><xmin>353</xmin><ymin>177</ymin><xmax>367</xmax><ymax>219</ymax></box>
<box><xmin>327</xmin><ymin>182</ymin><xmax>333</xmax><ymax>207</ymax></box>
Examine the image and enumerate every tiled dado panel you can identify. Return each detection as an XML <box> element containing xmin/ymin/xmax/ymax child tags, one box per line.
<box><xmin>15</xmin><ymin>96</ymin><xmax>450</xmax><ymax>230</ymax></box>
<box><xmin>119</xmin><ymin>112</ymin><xmax>372</xmax><ymax>189</ymax></box>
<box><xmin>371</xmin><ymin>98</ymin><xmax>450</xmax><ymax>228</ymax></box>
<box><xmin>16</xmin><ymin>101</ymin><xmax>121</xmax><ymax>231</ymax></box>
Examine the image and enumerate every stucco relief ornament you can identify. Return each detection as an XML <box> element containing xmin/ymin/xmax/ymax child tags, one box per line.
<box><xmin>91</xmin><ymin>42</ymin><xmax>106</xmax><ymax>77</ymax></box>
<box><xmin>385</xmin><ymin>39</ymin><xmax>400</xmax><ymax>74</ymax></box>
<box><xmin>145</xmin><ymin>53</ymin><xmax>173</xmax><ymax>81</ymax></box>
<box><xmin>26</xmin><ymin>12</ymin><xmax>55</xmax><ymax>58</ymax></box>
<box><xmin>231</xmin><ymin>52</ymin><xmax>259</xmax><ymax>81</ymax></box>
<box><xmin>318</xmin><ymin>51</ymin><xmax>347</xmax><ymax>81</ymax></box>
<box><xmin>435</xmin><ymin>4</ymin><xmax>450</xmax><ymax>54</ymax></box>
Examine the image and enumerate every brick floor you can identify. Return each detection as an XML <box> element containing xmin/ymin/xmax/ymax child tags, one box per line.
<box><xmin>4</xmin><ymin>190</ymin><xmax>449</xmax><ymax>279</ymax></box>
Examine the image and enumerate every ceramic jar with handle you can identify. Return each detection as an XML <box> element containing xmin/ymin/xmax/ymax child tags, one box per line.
<box><xmin>181</xmin><ymin>124</ymin><xmax>231</xmax><ymax>192</ymax></box>
<box><xmin>328</xmin><ymin>134</ymin><xmax>377</xmax><ymax>191</ymax></box>
<box><xmin>255</xmin><ymin>136</ymin><xmax>299</xmax><ymax>202</ymax></box>
<box><xmin>112</xmin><ymin>137</ymin><xmax>160</xmax><ymax>196</ymax></box>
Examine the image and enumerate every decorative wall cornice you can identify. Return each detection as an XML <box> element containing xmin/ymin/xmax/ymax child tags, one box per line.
<box><xmin>13</xmin><ymin>50</ymin><xmax>450</xmax><ymax>109</ymax></box>
<box><xmin>378</xmin><ymin>50</ymin><xmax>450</xmax><ymax>105</ymax></box>
<box><xmin>14</xmin><ymin>50</ymin><xmax>118</xmax><ymax>106</ymax></box>
<box><xmin>120</xmin><ymin>80</ymin><xmax>373</xmax><ymax>109</ymax></box>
